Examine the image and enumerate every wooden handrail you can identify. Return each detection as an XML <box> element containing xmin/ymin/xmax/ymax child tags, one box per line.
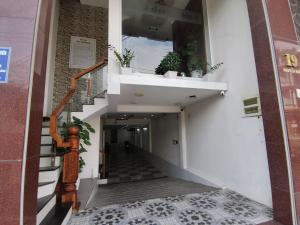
<box><xmin>50</xmin><ymin>58</ymin><xmax>108</xmax><ymax>148</ymax></box>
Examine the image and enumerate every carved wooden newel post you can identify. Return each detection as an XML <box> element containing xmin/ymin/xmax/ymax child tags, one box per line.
<box><xmin>62</xmin><ymin>125</ymin><xmax>80</xmax><ymax>210</ymax></box>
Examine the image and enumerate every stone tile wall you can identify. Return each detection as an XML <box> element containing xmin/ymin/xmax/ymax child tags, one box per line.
<box><xmin>53</xmin><ymin>0</ymin><xmax>108</xmax><ymax>112</ymax></box>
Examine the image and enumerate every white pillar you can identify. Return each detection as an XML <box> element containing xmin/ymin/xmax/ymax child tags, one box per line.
<box><xmin>107</xmin><ymin>0</ymin><xmax>122</xmax><ymax>95</ymax></box>
<box><xmin>43</xmin><ymin>0</ymin><xmax>59</xmax><ymax>116</ymax></box>
<box><xmin>179</xmin><ymin>111</ymin><xmax>187</xmax><ymax>169</ymax></box>
<box><xmin>149</xmin><ymin>119</ymin><xmax>153</xmax><ymax>153</ymax></box>
<box><xmin>108</xmin><ymin>0</ymin><xmax>122</xmax><ymax>73</ymax></box>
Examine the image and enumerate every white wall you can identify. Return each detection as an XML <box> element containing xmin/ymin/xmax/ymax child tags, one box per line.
<box><xmin>151</xmin><ymin>114</ymin><xmax>181</xmax><ymax>167</ymax></box>
<box><xmin>184</xmin><ymin>0</ymin><xmax>272</xmax><ymax>206</ymax></box>
<box><xmin>80</xmin><ymin>116</ymin><xmax>101</xmax><ymax>179</ymax></box>
<box><xmin>43</xmin><ymin>0</ymin><xmax>59</xmax><ymax>116</ymax></box>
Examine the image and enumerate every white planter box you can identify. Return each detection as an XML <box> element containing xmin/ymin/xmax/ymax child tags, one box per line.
<box><xmin>121</xmin><ymin>67</ymin><xmax>133</xmax><ymax>74</ymax></box>
<box><xmin>179</xmin><ymin>76</ymin><xmax>205</xmax><ymax>81</ymax></box>
<box><xmin>191</xmin><ymin>70</ymin><xmax>203</xmax><ymax>78</ymax></box>
<box><xmin>164</xmin><ymin>71</ymin><xmax>178</xmax><ymax>78</ymax></box>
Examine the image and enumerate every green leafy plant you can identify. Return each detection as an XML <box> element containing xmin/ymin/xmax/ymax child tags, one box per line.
<box><xmin>187</xmin><ymin>59</ymin><xmax>207</xmax><ymax>74</ymax></box>
<box><xmin>60</xmin><ymin>116</ymin><xmax>95</xmax><ymax>172</ymax></box>
<box><xmin>155</xmin><ymin>52</ymin><xmax>181</xmax><ymax>75</ymax></box>
<box><xmin>109</xmin><ymin>45</ymin><xmax>134</xmax><ymax>68</ymax></box>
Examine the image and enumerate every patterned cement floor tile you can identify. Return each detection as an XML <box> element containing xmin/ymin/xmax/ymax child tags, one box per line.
<box><xmin>68</xmin><ymin>189</ymin><xmax>273</xmax><ymax>225</ymax></box>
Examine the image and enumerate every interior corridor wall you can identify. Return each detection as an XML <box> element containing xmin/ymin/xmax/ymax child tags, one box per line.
<box><xmin>184</xmin><ymin>0</ymin><xmax>272</xmax><ymax>206</ymax></box>
<box><xmin>151</xmin><ymin>114</ymin><xmax>180</xmax><ymax>167</ymax></box>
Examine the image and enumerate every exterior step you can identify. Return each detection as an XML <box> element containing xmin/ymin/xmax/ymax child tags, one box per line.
<box><xmin>40</xmin><ymin>203</ymin><xmax>72</xmax><ymax>225</ymax></box>
<box><xmin>37</xmin><ymin>194</ymin><xmax>56</xmax><ymax>225</ymax></box>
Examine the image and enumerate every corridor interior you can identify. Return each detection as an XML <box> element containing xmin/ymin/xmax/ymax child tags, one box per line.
<box><xmin>68</xmin><ymin>113</ymin><xmax>273</xmax><ymax>225</ymax></box>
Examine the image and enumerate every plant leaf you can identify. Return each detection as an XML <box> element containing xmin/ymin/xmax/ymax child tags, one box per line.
<box><xmin>83</xmin><ymin>139</ymin><xmax>91</xmax><ymax>145</ymax></box>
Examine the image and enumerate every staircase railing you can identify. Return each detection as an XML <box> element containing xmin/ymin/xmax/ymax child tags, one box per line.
<box><xmin>49</xmin><ymin>57</ymin><xmax>108</xmax><ymax>209</ymax></box>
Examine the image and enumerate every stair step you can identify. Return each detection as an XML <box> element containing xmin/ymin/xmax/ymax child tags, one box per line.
<box><xmin>39</xmin><ymin>166</ymin><xmax>60</xmax><ymax>172</ymax></box>
<box><xmin>41</xmin><ymin>136</ymin><xmax>52</xmax><ymax>144</ymax></box>
<box><xmin>40</xmin><ymin>152</ymin><xmax>64</xmax><ymax>157</ymax></box>
<box><xmin>38</xmin><ymin>181</ymin><xmax>55</xmax><ymax>187</ymax></box>
<box><xmin>37</xmin><ymin>194</ymin><xmax>56</xmax><ymax>225</ymax></box>
<box><xmin>42</xmin><ymin>127</ymin><xmax>50</xmax><ymax>135</ymax></box>
<box><xmin>41</xmin><ymin>143</ymin><xmax>52</xmax><ymax>146</ymax></box>
<box><xmin>40</xmin><ymin>203</ymin><xmax>72</xmax><ymax>225</ymax></box>
<box><xmin>43</xmin><ymin>117</ymin><xmax>50</xmax><ymax>122</ymax></box>
<box><xmin>40</xmin><ymin>155</ymin><xmax>61</xmax><ymax>167</ymax></box>
<box><xmin>37</xmin><ymin>193</ymin><xmax>56</xmax><ymax>212</ymax></box>
<box><xmin>40</xmin><ymin>145</ymin><xmax>52</xmax><ymax>154</ymax></box>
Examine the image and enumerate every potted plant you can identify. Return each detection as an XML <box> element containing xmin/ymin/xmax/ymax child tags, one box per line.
<box><xmin>155</xmin><ymin>52</ymin><xmax>181</xmax><ymax>78</ymax></box>
<box><xmin>180</xmin><ymin>35</ymin><xmax>224</xmax><ymax>78</ymax></box>
<box><xmin>110</xmin><ymin>45</ymin><xmax>135</xmax><ymax>74</ymax></box>
<box><xmin>187</xmin><ymin>59</ymin><xmax>206</xmax><ymax>78</ymax></box>
<box><xmin>188</xmin><ymin>61</ymin><xmax>224</xmax><ymax>78</ymax></box>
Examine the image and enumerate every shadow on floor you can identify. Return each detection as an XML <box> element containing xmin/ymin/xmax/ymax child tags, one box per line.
<box><xmin>88</xmin><ymin>177</ymin><xmax>216</xmax><ymax>208</ymax></box>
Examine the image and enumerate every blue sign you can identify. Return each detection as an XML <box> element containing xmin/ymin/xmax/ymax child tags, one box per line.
<box><xmin>0</xmin><ymin>47</ymin><xmax>11</xmax><ymax>83</ymax></box>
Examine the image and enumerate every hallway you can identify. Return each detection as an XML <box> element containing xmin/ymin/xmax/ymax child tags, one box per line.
<box><xmin>68</xmin><ymin>177</ymin><xmax>273</xmax><ymax>225</ymax></box>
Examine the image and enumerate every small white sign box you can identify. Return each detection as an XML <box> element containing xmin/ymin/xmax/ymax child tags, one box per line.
<box><xmin>69</xmin><ymin>36</ymin><xmax>96</xmax><ymax>69</ymax></box>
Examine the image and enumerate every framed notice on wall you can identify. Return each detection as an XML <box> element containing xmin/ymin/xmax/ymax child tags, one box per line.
<box><xmin>69</xmin><ymin>36</ymin><xmax>96</xmax><ymax>69</ymax></box>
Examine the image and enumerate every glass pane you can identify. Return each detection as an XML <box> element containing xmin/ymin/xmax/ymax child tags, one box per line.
<box><xmin>122</xmin><ymin>0</ymin><xmax>206</xmax><ymax>76</ymax></box>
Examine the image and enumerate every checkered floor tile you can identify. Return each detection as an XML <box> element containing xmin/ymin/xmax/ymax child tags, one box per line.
<box><xmin>107</xmin><ymin>150</ymin><xmax>166</xmax><ymax>184</ymax></box>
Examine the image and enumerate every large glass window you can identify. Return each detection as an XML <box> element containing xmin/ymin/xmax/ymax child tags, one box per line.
<box><xmin>122</xmin><ymin>0</ymin><xmax>206</xmax><ymax>76</ymax></box>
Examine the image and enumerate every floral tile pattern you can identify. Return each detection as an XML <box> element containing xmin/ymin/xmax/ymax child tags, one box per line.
<box><xmin>68</xmin><ymin>189</ymin><xmax>273</xmax><ymax>225</ymax></box>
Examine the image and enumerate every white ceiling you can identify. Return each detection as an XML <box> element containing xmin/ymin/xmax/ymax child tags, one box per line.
<box><xmin>114</xmin><ymin>74</ymin><xmax>228</xmax><ymax>107</ymax></box>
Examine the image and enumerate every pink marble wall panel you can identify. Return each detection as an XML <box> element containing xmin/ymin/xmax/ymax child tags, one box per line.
<box><xmin>0</xmin><ymin>0</ymin><xmax>52</xmax><ymax>224</ymax></box>
<box><xmin>247</xmin><ymin>0</ymin><xmax>293</xmax><ymax>224</ymax></box>
<box><xmin>265</xmin><ymin>0</ymin><xmax>300</xmax><ymax>224</ymax></box>
<box><xmin>24</xmin><ymin>0</ymin><xmax>53</xmax><ymax>224</ymax></box>
<box><xmin>0</xmin><ymin>0</ymin><xmax>38</xmax><ymax>223</ymax></box>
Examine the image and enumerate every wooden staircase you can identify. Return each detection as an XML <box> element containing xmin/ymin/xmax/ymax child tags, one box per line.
<box><xmin>37</xmin><ymin>59</ymin><xmax>108</xmax><ymax>225</ymax></box>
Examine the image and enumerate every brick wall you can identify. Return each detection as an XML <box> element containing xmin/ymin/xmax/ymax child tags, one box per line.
<box><xmin>53</xmin><ymin>0</ymin><xmax>108</xmax><ymax>112</ymax></box>
<box><xmin>290</xmin><ymin>0</ymin><xmax>300</xmax><ymax>41</ymax></box>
